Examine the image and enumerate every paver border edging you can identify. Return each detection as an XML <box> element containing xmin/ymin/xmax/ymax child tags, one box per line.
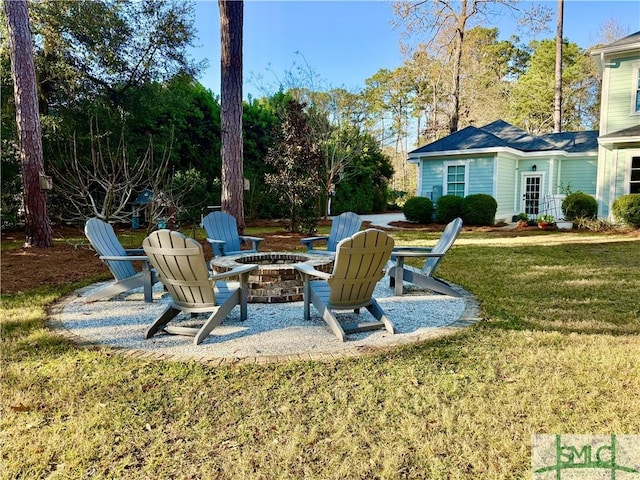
<box><xmin>47</xmin><ymin>283</ymin><xmax>482</xmax><ymax>366</ymax></box>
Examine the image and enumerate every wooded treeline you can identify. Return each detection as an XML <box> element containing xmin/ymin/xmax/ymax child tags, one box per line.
<box><xmin>1</xmin><ymin>0</ymin><xmax>618</xmax><ymax>230</ymax></box>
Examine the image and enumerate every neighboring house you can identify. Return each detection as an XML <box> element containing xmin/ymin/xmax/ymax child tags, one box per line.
<box><xmin>591</xmin><ymin>31</ymin><xmax>640</xmax><ymax>218</ymax></box>
<box><xmin>408</xmin><ymin>120</ymin><xmax>598</xmax><ymax>222</ymax></box>
<box><xmin>409</xmin><ymin>31</ymin><xmax>640</xmax><ymax>223</ymax></box>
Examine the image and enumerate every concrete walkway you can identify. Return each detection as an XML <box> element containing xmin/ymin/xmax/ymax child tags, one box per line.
<box><xmin>357</xmin><ymin>213</ymin><xmax>405</xmax><ymax>228</ymax></box>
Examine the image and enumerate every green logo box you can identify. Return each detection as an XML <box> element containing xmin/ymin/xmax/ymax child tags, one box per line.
<box><xmin>532</xmin><ymin>434</ymin><xmax>640</xmax><ymax>479</ymax></box>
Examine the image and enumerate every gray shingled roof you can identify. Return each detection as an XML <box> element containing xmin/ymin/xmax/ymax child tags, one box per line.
<box><xmin>410</xmin><ymin>126</ymin><xmax>510</xmax><ymax>154</ymax></box>
<box><xmin>599</xmin><ymin>124</ymin><xmax>640</xmax><ymax>139</ymax></box>
<box><xmin>599</xmin><ymin>31</ymin><xmax>640</xmax><ymax>49</ymax></box>
<box><xmin>410</xmin><ymin>120</ymin><xmax>599</xmax><ymax>155</ymax></box>
<box><xmin>539</xmin><ymin>130</ymin><xmax>599</xmax><ymax>153</ymax></box>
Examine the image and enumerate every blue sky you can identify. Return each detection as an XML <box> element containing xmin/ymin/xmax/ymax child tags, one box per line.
<box><xmin>189</xmin><ymin>0</ymin><xmax>640</xmax><ymax>99</ymax></box>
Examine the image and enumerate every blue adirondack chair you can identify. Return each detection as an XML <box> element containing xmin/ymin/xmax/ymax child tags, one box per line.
<box><xmin>84</xmin><ymin>218</ymin><xmax>158</xmax><ymax>302</ymax></box>
<box><xmin>387</xmin><ymin>217</ymin><xmax>463</xmax><ymax>297</ymax></box>
<box><xmin>202</xmin><ymin>211</ymin><xmax>264</xmax><ymax>257</ymax></box>
<box><xmin>301</xmin><ymin>211</ymin><xmax>362</xmax><ymax>254</ymax></box>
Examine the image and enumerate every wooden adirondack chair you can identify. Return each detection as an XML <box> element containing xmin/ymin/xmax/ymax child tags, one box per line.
<box><xmin>201</xmin><ymin>211</ymin><xmax>264</xmax><ymax>257</ymax></box>
<box><xmin>387</xmin><ymin>217</ymin><xmax>463</xmax><ymax>297</ymax></box>
<box><xmin>301</xmin><ymin>211</ymin><xmax>362</xmax><ymax>254</ymax></box>
<box><xmin>142</xmin><ymin>230</ymin><xmax>257</xmax><ymax>345</ymax></box>
<box><xmin>84</xmin><ymin>218</ymin><xmax>158</xmax><ymax>303</ymax></box>
<box><xmin>295</xmin><ymin>229</ymin><xmax>395</xmax><ymax>342</ymax></box>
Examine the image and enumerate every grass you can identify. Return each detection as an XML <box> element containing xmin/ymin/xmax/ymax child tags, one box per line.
<box><xmin>1</xmin><ymin>228</ymin><xmax>639</xmax><ymax>479</ymax></box>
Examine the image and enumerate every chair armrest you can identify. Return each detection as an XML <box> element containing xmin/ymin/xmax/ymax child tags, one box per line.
<box><xmin>300</xmin><ymin>236</ymin><xmax>328</xmax><ymax>249</ymax></box>
<box><xmin>239</xmin><ymin>236</ymin><xmax>264</xmax><ymax>250</ymax></box>
<box><xmin>205</xmin><ymin>238</ymin><xmax>226</xmax><ymax>246</ymax></box>
<box><xmin>99</xmin><ymin>255</ymin><xmax>149</xmax><ymax>262</ymax></box>
<box><xmin>390</xmin><ymin>249</ymin><xmax>444</xmax><ymax>260</ymax></box>
<box><xmin>392</xmin><ymin>246</ymin><xmax>434</xmax><ymax>253</ymax></box>
<box><xmin>294</xmin><ymin>263</ymin><xmax>332</xmax><ymax>280</ymax></box>
<box><xmin>210</xmin><ymin>264</ymin><xmax>257</xmax><ymax>282</ymax></box>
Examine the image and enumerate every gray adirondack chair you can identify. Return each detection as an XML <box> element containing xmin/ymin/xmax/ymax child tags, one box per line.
<box><xmin>387</xmin><ymin>217</ymin><xmax>463</xmax><ymax>297</ymax></box>
<box><xmin>84</xmin><ymin>218</ymin><xmax>158</xmax><ymax>303</ymax></box>
<box><xmin>295</xmin><ymin>229</ymin><xmax>395</xmax><ymax>342</ymax></box>
<box><xmin>142</xmin><ymin>230</ymin><xmax>257</xmax><ymax>345</ymax></box>
<box><xmin>202</xmin><ymin>211</ymin><xmax>264</xmax><ymax>256</ymax></box>
<box><xmin>301</xmin><ymin>211</ymin><xmax>362</xmax><ymax>254</ymax></box>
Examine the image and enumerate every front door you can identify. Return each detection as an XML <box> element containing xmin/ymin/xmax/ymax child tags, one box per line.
<box><xmin>521</xmin><ymin>174</ymin><xmax>543</xmax><ymax>216</ymax></box>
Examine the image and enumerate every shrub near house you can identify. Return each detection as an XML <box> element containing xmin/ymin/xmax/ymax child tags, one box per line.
<box><xmin>562</xmin><ymin>192</ymin><xmax>598</xmax><ymax>221</ymax></box>
<box><xmin>436</xmin><ymin>195</ymin><xmax>465</xmax><ymax>223</ymax></box>
<box><xmin>462</xmin><ymin>194</ymin><xmax>498</xmax><ymax>226</ymax></box>
<box><xmin>403</xmin><ymin>196</ymin><xmax>434</xmax><ymax>223</ymax></box>
<box><xmin>612</xmin><ymin>194</ymin><xmax>640</xmax><ymax>227</ymax></box>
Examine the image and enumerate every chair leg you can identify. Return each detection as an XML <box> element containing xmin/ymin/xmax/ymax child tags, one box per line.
<box><xmin>141</xmin><ymin>263</ymin><xmax>153</xmax><ymax>303</ymax></box>
<box><xmin>403</xmin><ymin>269</ymin><xmax>461</xmax><ymax>297</ymax></box>
<box><xmin>193</xmin><ymin>290</ymin><xmax>241</xmax><ymax>345</ymax></box>
<box><xmin>86</xmin><ymin>276</ymin><xmax>144</xmax><ymax>302</ymax></box>
<box><xmin>239</xmin><ymin>271</ymin><xmax>250</xmax><ymax>321</ymax></box>
<box><xmin>309</xmin><ymin>289</ymin><xmax>346</xmax><ymax>342</ymax></box>
<box><xmin>302</xmin><ymin>274</ymin><xmax>311</xmax><ymax>320</ymax></box>
<box><xmin>365</xmin><ymin>299</ymin><xmax>395</xmax><ymax>334</ymax></box>
<box><xmin>146</xmin><ymin>306</ymin><xmax>180</xmax><ymax>339</ymax></box>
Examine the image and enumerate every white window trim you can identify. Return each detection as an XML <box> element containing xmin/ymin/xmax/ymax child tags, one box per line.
<box><xmin>624</xmin><ymin>150</ymin><xmax>640</xmax><ymax>194</ymax></box>
<box><xmin>630</xmin><ymin>62</ymin><xmax>640</xmax><ymax>116</ymax></box>
<box><xmin>443</xmin><ymin>160</ymin><xmax>470</xmax><ymax>196</ymax></box>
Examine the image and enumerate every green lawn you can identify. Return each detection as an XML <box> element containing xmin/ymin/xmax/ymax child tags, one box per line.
<box><xmin>2</xmin><ymin>228</ymin><xmax>639</xmax><ymax>479</ymax></box>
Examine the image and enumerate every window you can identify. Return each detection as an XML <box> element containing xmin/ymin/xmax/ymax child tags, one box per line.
<box><xmin>446</xmin><ymin>164</ymin><xmax>466</xmax><ymax>197</ymax></box>
<box><xmin>631</xmin><ymin>157</ymin><xmax>640</xmax><ymax>194</ymax></box>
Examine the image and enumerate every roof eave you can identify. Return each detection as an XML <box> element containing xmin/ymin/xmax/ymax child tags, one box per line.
<box><xmin>590</xmin><ymin>41</ymin><xmax>640</xmax><ymax>58</ymax></box>
<box><xmin>598</xmin><ymin>135</ymin><xmax>640</xmax><ymax>147</ymax></box>
<box><xmin>407</xmin><ymin>147</ymin><xmax>587</xmax><ymax>161</ymax></box>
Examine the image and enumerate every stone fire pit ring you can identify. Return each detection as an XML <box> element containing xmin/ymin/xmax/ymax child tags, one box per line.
<box><xmin>210</xmin><ymin>252</ymin><xmax>334</xmax><ymax>303</ymax></box>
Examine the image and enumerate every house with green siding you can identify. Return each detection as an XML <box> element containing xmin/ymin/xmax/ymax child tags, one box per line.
<box><xmin>591</xmin><ymin>31</ymin><xmax>640</xmax><ymax>218</ymax></box>
<box><xmin>408</xmin><ymin>120</ymin><xmax>598</xmax><ymax>222</ymax></box>
<box><xmin>409</xmin><ymin>31</ymin><xmax>639</xmax><ymax>223</ymax></box>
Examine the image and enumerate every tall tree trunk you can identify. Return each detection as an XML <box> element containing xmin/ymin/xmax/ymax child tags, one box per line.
<box><xmin>4</xmin><ymin>0</ymin><xmax>53</xmax><ymax>247</ymax></box>
<box><xmin>219</xmin><ymin>0</ymin><xmax>245</xmax><ymax>233</ymax></box>
<box><xmin>449</xmin><ymin>14</ymin><xmax>467</xmax><ymax>134</ymax></box>
<box><xmin>554</xmin><ymin>0</ymin><xmax>564</xmax><ymax>133</ymax></box>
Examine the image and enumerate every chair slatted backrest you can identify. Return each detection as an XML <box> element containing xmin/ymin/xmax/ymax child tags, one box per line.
<box><xmin>143</xmin><ymin>230</ymin><xmax>216</xmax><ymax>309</ymax></box>
<box><xmin>327</xmin><ymin>212</ymin><xmax>363</xmax><ymax>252</ymax></box>
<box><xmin>422</xmin><ymin>217</ymin><xmax>463</xmax><ymax>277</ymax></box>
<box><xmin>328</xmin><ymin>229</ymin><xmax>394</xmax><ymax>308</ymax></box>
<box><xmin>202</xmin><ymin>211</ymin><xmax>241</xmax><ymax>256</ymax></box>
<box><xmin>85</xmin><ymin>218</ymin><xmax>137</xmax><ymax>281</ymax></box>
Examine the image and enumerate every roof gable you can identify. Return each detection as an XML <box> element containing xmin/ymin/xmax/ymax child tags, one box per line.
<box><xmin>481</xmin><ymin>120</ymin><xmax>558</xmax><ymax>151</ymax></box>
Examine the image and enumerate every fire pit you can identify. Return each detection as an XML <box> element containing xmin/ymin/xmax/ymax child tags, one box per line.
<box><xmin>210</xmin><ymin>252</ymin><xmax>334</xmax><ymax>303</ymax></box>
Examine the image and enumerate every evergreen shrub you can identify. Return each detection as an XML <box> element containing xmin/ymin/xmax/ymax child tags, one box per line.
<box><xmin>462</xmin><ymin>194</ymin><xmax>497</xmax><ymax>226</ymax></box>
<box><xmin>403</xmin><ymin>196</ymin><xmax>433</xmax><ymax>223</ymax></box>
<box><xmin>562</xmin><ymin>192</ymin><xmax>597</xmax><ymax>220</ymax></box>
<box><xmin>612</xmin><ymin>194</ymin><xmax>640</xmax><ymax>227</ymax></box>
<box><xmin>435</xmin><ymin>195</ymin><xmax>464</xmax><ymax>223</ymax></box>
